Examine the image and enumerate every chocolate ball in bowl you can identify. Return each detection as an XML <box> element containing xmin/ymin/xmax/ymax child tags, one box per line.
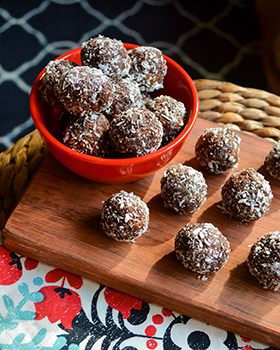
<box><xmin>81</xmin><ymin>36</ymin><xmax>131</xmax><ymax>81</ymax></box>
<box><xmin>40</xmin><ymin>59</ymin><xmax>78</xmax><ymax>108</ymax></box>
<box><xmin>128</xmin><ymin>46</ymin><xmax>167</xmax><ymax>92</ymax></box>
<box><xmin>105</xmin><ymin>78</ymin><xmax>142</xmax><ymax>119</ymax></box>
<box><xmin>146</xmin><ymin>95</ymin><xmax>186</xmax><ymax>145</ymax></box>
<box><xmin>63</xmin><ymin>113</ymin><xmax>110</xmax><ymax>157</ymax></box>
<box><xmin>58</xmin><ymin>66</ymin><xmax>114</xmax><ymax>116</ymax></box>
<box><xmin>100</xmin><ymin>190</ymin><xmax>149</xmax><ymax>242</ymax></box>
<box><xmin>109</xmin><ymin>107</ymin><xmax>163</xmax><ymax>157</ymax></box>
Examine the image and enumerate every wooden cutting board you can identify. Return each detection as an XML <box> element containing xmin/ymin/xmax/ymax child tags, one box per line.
<box><xmin>3</xmin><ymin>118</ymin><xmax>280</xmax><ymax>347</ymax></box>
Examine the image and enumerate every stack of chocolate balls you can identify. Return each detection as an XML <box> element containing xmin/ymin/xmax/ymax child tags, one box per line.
<box><xmin>39</xmin><ymin>35</ymin><xmax>187</xmax><ymax>159</ymax></box>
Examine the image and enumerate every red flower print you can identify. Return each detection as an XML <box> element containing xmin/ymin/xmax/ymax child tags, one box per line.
<box><xmin>34</xmin><ymin>285</ymin><xmax>82</xmax><ymax>329</ymax></box>
<box><xmin>104</xmin><ymin>287</ymin><xmax>143</xmax><ymax>319</ymax></box>
<box><xmin>24</xmin><ymin>258</ymin><xmax>39</xmax><ymax>270</ymax></box>
<box><xmin>0</xmin><ymin>245</ymin><xmax>22</xmax><ymax>285</ymax></box>
<box><xmin>34</xmin><ymin>268</ymin><xmax>83</xmax><ymax>329</ymax></box>
<box><xmin>242</xmin><ymin>346</ymin><xmax>253</xmax><ymax>350</ymax></box>
<box><xmin>241</xmin><ymin>336</ymin><xmax>251</xmax><ymax>343</ymax></box>
<box><xmin>45</xmin><ymin>269</ymin><xmax>83</xmax><ymax>289</ymax></box>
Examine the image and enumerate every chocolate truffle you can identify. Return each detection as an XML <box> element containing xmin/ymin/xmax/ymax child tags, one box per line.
<box><xmin>221</xmin><ymin>168</ymin><xmax>273</xmax><ymax>223</ymax></box>
<box><xmin>247</xmin><ymin>231</ymin><xmax>280</xmax><ymax>291</ymax></box>
<box><xmin>128</xmin><ymin>46</ymin><xmax>167</xmax><ymax>92</ymax></box>
<box><xmin>100</xmin><ymin>190</ymin><xmax>149</xmax><ymax>242</ymax></box>
<box><xmin>146</xmin><ymin>95</ymin><xmax>186</xmax><ymax>145</ymax></box>
<box><xmin>195</xmin><ymin>127</ymin><xmax>241</xmax><ymax>174</ymax></box>
<box><xmin>63</xmin><ymin>113</ymin><xmax>110</xmax><ymax>157</ymax></box>
<box><xmin>105</xmin><ymin>78</ymin><xmax>142</xmax><ymax>119</ymax></box>
<box><xmin>81</xmin><ymin>36</ymin><xmax>131</xmax><ymax>81</ymax></box>
<box><xmin>264</xmin><ymin>141</ymin><xmax>280</xmax><ymax>179</ymax></box>
<box><xmin>175</xmin><ymin>222</ymin><xmax>231</xmax><ymax>278</ymax></box>
<box><xmin>58</xmin><ymin>66</ymin><xmax>114</xmax><ymax>116</ymax></box>
<box><xmin>109</xmin><ymin>107</ymin><xmax>163</xmax><ymax>157</ymax></box>
<box><xmin>160</xmin><ymin>164</ymin><xmax>207</xmax><ymax>215</ymax></box>
<box><xmin>40</xmin><ymin>59</ymin><xmax>78</xmax><ymax>108</ymax></box>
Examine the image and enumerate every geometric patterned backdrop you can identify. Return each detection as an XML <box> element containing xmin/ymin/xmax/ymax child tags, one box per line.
<box><xmin>0</xmin><ymin>0</ymin><xmax>268</xmax><ymax>152</ymax></box>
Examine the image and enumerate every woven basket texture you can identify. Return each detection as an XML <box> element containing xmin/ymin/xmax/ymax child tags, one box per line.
<box><xmin>0</xmin><ymin>129</ymin><xmax>47</xmax><ymax>230</ymax></box>
<box><xmin>1</xmin><ymin>79</ymin><xmax>280</xmax><ymax>229</ymax></box>
<box><xmin>195</xmin><ymin>79</ymin><xmax>280</xmax><ymax>141</ymax></box>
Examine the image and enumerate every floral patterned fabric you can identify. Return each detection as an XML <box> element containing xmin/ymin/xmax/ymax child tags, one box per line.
<box><xmin>0</xmin><ymin>245</ymin><xmax>278</xmax><ymax>350</ymax></box>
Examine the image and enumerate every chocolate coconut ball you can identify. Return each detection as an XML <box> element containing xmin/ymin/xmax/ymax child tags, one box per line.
<box><xmin>264</xmin><ymin>141</ymin><xmax>280</xmax><ymax>180</ymax></box>
<box><xmin>109</xmin><ymin>107</ymin><xmax>163</xmax><ymax>157</ymax></box>
<box><xmin>247</xmin><ymin>231</ymin><xmax>280</xmax><ymax>291</ymax></box>
<box><xmin>221</xmin><ymin>168</ymin><xmax>273</xmax><ymax>223</ymax></box>
<box><xmin>128</xmin><ymin>46</ymin><xmax>167</xmax><ymax>92</ymax></box>
<box><xmin>63</xmin><ymin>113</ymin><xmax>110</xmax><ymax>157</ymax></box>
<box><xmin>58</xmin><ymin>66</ymin><xmax>114</xmax><ymax>116</ymax></box>
<box><xmin>40</xmin><ymin>59</ymin><xmax>78</xmax><ymax>108</ymax></box>
<box><xmin>175</xmin><ymin>222</ymin><xmax>231</xmax><ymax>278</ymax></box>
<box><xmin>105</xmin><ymin>78</ymin><xmax>142</xmax><ymax>119</ymax></box>
<box><xmin>146</xmin><ymin>95</ymin><xmax>186</xmax><ymax>145</ymax></box>
<box><xmin>100</xmin><ymin>190</ymin><xmax>149</xmax><ymax>242</ymax></box>
<box><xmin>81</xmin><ymin>36</ymin><xmax>131</xmax><ymax>81</ymax></box>
<box><xmin>195</xmin><ymin>127</ymin><xmax>241</xmax><ymax>174</ymax></box>
<box><xmin>160</xmin><ymin>164</ymin><xmax>207</xmax><ymax>215</ymax></box>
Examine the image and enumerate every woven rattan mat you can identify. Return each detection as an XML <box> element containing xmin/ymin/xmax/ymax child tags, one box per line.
<box><xmin>0</xmin><ymin>129</ymin><xmax>47</xmax><ymax>231</ymax></box>
<box><xmin>195</xmin><ymin>79</ymin><xmax>280</xmax><ymax>141</ymax></box>
<box><xmin>1</xmin><ymin>79</ymin><xmax>280</xmax><ymax>230</ymax></box>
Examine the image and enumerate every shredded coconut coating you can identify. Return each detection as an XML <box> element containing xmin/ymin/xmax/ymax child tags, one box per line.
<box><xmin>195</xmin><ymin>127</ymin><xmax>241</xmax><ymax>174</ymax></box>
<box><xmin>109</xmin><ymin>107</ymin><xmax>163</xmax><ymax>157</ymax></box>
<box><xmin>58</xmin><ymin>66</ymin><xmax>114</xmax><ymax>116</ymax></box>
<box><xmin>81</xmin><ymin>35</ymin><xmax>131</xmax><ymax>81</ymax></box>
<box><xmin>264</xmin><ymin>140</ymin><xmax>280</xmax><ymax>180</ymax></box>
<box><xmin>221</xmin><ymin>168</ymin><xmax>273</xmax><ymax>223</ymax></box>
<box><xmin>128</xmin><ymin>46</ymin><xmax>167</xmax><ymax>92</ymax></box>
<box><xmin>146</xmin><ymin>95</ymin><xmax>186</xmax><ymax>145</ymax></box>
<box><xmin>40</xmin><ymin>59</ymin><xmax>78</xmax><ymax>108</ymax></box>
<box><xmin>63</xmin><ymin>113</ymin><xmax>110</xmax><ymax>157</ymax></box>
<box><xmin>175</xmin><ymin>222</ymin><xmax>231</xmax><ymax>278</ymax></box>
<box><xmin>141</xmin><ymin>91</ymin><xmax>152</xmax><ymax>106</ymax></box>
<box><xmin>247</xmin><ymin>231</ymin><xmax>280</xmax><ymax>291</ymax></box>
<box><xmin>105</xmin><ymin>78</ymin><xmax>142</xmax><ymax>119</ymax></box>
<box><xmin>100</xmin><ymin>190</ymin><xmax>149</xmax><ymax>242</ymax></box>
<box><xmin>160</xmin><ymin>164</ymin><xmax>207</xmax><ymax>215</ymax></box>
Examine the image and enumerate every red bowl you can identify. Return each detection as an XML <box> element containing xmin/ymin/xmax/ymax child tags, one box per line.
<box><xmin>30</xmin><ymin>44</ymin><xmax>199</xmax><ymax>183</ymax></box>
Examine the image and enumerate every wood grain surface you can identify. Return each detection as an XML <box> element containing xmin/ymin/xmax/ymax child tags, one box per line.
<box><xmin>3</xmin><ymin>118</ymin><xmax>280</xmax><ymax>347</ymax></box>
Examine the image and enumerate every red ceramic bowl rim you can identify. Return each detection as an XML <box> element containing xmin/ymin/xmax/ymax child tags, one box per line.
<box><xmin>30</xmin><ymin>45</ymin><xmax>199</xmax><ymax>166</ymax></box>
